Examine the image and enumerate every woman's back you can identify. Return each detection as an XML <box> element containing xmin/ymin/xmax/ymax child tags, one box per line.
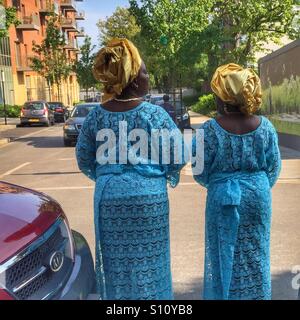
<box><xmin>196</xmin><ymin>116</ymin><xmax>281</xmax><ymax>186</ymax></box>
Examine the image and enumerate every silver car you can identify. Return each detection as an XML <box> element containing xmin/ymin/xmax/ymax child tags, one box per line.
<box><xmin>20</xmin><ymin>101</ymin><xmax>55</xmax><ymax>127</ymax></box>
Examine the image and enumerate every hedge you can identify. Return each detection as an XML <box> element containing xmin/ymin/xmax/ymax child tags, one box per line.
<box><xmin>191</xmin><ymin>93</ymin><xmax>216</xmax><ymax>117</ymax></box>
<box><xmin>0</xmin><ymin>104</ymin><xmax>22</xmax><ymax>118</ymax></box>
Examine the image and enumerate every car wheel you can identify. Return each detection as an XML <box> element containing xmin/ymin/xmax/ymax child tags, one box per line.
<box><xmin>64</xmin><ymin>138</ymin><xmax>72</xmax><ymax>147</ymax></box>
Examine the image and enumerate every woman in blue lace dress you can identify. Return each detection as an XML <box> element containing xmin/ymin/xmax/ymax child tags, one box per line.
<box><xmin>192</xmin><ymin>63</ymin><xmax>281</xmax><ymax>300</ymax></box>
<box><xmin>76</xmin><ymin>39</ymin><xmax>186</xmax><ymax>300</ymax></box>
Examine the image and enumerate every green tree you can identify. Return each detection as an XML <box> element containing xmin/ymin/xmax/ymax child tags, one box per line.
<box><xmin>0</xmin><ymin>0</ymin><xmax>19</xmax><ymax>38</ymax></box>
<box><xmin>129</xmin><ymin>0</ymin><xmax>212</xmax><ymax>92</ymax></box>
<box><xmin>30</xmin><ymin>14</ymin><xmax>73</xmax><ymax>101</ymax></box>
<box><xmin>184</xmin><ymin>0</ymin><xmax>300</xmax><ymax>89</ymax></box>
<box><xmin>97</xmin><ymin>7</ymin><xmax>141</xmax><ymax>45</ymax></box>
<box><xmin>74</xmin><ymin>36</ymin><xmax>98</xmax><ymax>99</ymax></box>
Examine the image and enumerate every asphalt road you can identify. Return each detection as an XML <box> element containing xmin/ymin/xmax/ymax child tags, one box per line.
<box><xmin>0</xmin><ymin>124</ymin><xmax>299</xmax><ymax>300</ymax></box>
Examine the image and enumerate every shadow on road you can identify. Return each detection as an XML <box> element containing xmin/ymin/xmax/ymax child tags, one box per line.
<box><xmin>174</xmin><ymin>278</ymin><xmax>203</xmax><ymax>300</ymax></box>
<box><xmin>17</xmin><ymin>136</ymin><xmax>70</xmax><ymax>148</ymax></box>
<box><xmin>272</xmin><ymin>271</ymin><xmax>299</xmax><ymax>300</ymax></box>
<box><xmin>11</xmin><ymin>171</ymin><xmax>80</xmax><ymax>176</ymax></box>
<box><xmin>173</xmin><ymin>272</ymin><xmax>299</xmax><ymax>300</ymax></box>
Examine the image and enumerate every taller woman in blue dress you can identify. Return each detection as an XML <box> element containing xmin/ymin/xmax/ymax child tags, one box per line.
<box><xmin>192</xmin><ymin>63</ymin><xmax>281</xmax><ymax>300</ymax></box>
<box><xmin>76</xmin><ymin>39</ymin><xmax>186</xmax><ymax>300</ymax></box>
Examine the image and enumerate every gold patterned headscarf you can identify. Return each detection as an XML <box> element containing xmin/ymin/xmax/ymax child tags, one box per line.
<box><xmin>211</xmin><ymin>63</ymin><xmax>262</xmax><ymax>115</ymax></box>
<box><xmin>93</xmin><ymin>38</ymin><xmax>142</xmax><ymax>103</ymax></box>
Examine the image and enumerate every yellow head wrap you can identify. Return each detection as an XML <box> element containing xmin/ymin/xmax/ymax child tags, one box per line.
<box><xmin>211</xmin><ymin>63</ymin><xmax>262</xmax><ymax>115</ymax></box>
<box><xmin>93</xmin><ymin>38</ymin><xmax>142</xmax><ymax>103</ymax></box>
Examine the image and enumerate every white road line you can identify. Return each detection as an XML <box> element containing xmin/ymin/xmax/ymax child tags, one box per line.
<box><xmin>58</xmin><ymin>158</ymin><xmax>75</xmax><ymax>161</ymax></box>
<box><xmin>37</xmin><ymin>186</ymin><xmax>94</xmax><ymax>191</ymax></box>
<box><xmin>0</xmin><ymin>162</ymin><xmax>31</xmax><ymax>178</ymax></box>
<box><xmin>20</xmin><ymin>178</ymin><xmax>300</xmax><ymax>192</ymax></box>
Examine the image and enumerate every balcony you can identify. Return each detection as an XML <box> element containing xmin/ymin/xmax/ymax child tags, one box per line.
<box><xmin>75</xmin><ymin>11</ymin><xmax>85</xmax><ymax>20</ymax></box>
<box><xmin>75</xmin><ymin>27</ymin><xmax>85</xmax><ymax>37</ymax></box>
<box><xmin>16</xmin><ymin>55</ymin><xmax>35</xmax><ymax>72</ymax></box>
<box><xmin>64</xmin><ymin>39</ymin><xmax>78</xmax><ymax>51</ymax></box>
<box><xmin>39</xmin><ymin>0</ymin><xmax>59</xmax><ymax>15</ymax></box>
<box><xmin>16</xmin><ymin>15</ymin><xmax>40</xmax><ymax>31</ymax></box>
<box><xmin>60</xmin><ymin>17</ymin><xmax>77</xmax><ymax>31</ymax></box>
<box><xmin>60</xmin><ymin>0</ymin><xmax>77</xmax><ymax>12</ymax></box>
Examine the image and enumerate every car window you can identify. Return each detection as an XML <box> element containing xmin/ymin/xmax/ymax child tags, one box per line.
<box><xmin>71</xmin><ymin>105</ymin><xmax>96</xmax><ymax>118</ymax></box>
<box><xmin>23</xmin><ymin>102</ymin><xmax>44</xmax><ymax>110</ymax></box>
<box><xmin>48</xmin><ymin>103</ymin><xmax>63</xmax><ymax>109</ymax></box>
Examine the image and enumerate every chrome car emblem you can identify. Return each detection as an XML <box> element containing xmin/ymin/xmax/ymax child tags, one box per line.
<box><xmin>49</xmin><ymin>251</ymin><xmax>64</xmax><ymax>272</ymax></box>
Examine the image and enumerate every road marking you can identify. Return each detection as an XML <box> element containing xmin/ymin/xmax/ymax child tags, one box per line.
<box><xmin>37</xmin><ymin>186</ymin><xmax>94</xmax><ymax>191</ymax></box>
<box><xmin>0</xmin><ymin>162</ymin><xmax>31</xmax><ymax>178</ymax></box>
<box><xmin>58</xmin><ymin>158</ymin><xmax>75</xmax><ymax>161</ymax></box>
<box><xmin>0</xmin><ymin>127</ymin><xmax>51</xmax><ymax>149</ymax></box>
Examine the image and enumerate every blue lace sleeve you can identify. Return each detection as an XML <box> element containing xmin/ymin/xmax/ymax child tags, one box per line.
<box><xmin>192</xmin><ymin>120</ymin><xmax>217</xmax><ymax>188</ymax></box>
<box><xmin>265</xmin><ymin>121</ymin><xmax>281</xmax><ymax>188</ymax></box>
<box><xmin>75</xmin><ymin>109</ymin><xmax>97</xmax><ymax>181</ymax></box>
<box><xmin>156</xmin><ymin>108</ymin><xmax>188</xmax><ymax>188</ymax></box>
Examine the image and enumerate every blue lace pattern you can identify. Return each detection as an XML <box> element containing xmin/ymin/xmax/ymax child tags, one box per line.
<box><xmin>76</xmin><ymin>102</ymin><xmax>186</xmax><ymax>300</ymax></box>
<box><xmin>192</xmin><ymin>116</ymin><xmax>281</xmax><ymax>300</ymax></box>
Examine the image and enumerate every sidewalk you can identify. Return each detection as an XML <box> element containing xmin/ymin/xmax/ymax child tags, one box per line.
<box><xmin>189</xmin><ymin>111</ymin><xmax>210</xmax><ymax>129</ymax></box>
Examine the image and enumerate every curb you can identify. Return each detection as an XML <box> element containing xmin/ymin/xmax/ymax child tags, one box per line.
<box><xmin>0</xmin><ymin>138</ymin><xmax>10</xmax><ymax>147</ymax></box>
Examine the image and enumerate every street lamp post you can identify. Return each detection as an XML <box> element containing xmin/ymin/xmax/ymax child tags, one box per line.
<box><xmin>0</xmin><ymin>70</ymin><xmax>7</xmax><ymax>125</ymax></box>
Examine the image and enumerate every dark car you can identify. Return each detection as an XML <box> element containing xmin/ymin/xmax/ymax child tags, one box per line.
<box><xmin>172</xmin><ymin>100</ymin><xmax>191</xmax><ymax>130</ymax></box>
<box><xmin>63</xmin><ymin>103</ymin><xmax>99</xmax><ymax>147</ymax></box>
<box><xmin>48</xmin><ymin>102</ymin><xmax>70</xmax><ymax>123</ymax></box>
<box><xmin>154</xmin><ymin>98</ymin><xmax>191</xmax><ymax>130</ymax></box>
<box><xmin>0</xmin><ymin>181</ymin><xmax>97</xmax><ymax>300</ymax></box>
<box><xmin>20</xmin><ymin>101</ymin><xmax>55</xmax><ymax>127</ymax></box>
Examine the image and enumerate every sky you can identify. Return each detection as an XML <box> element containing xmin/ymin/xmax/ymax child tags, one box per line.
<box><xmin>76</xmin><ymin>0</ymin><xmax>132</xmax><ymax>50</ymax></box>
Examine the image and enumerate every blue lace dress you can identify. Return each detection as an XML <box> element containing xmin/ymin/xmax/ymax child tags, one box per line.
<box><xmin>192</xmin><ymin>116</ymin><xmax>281</xmax><ymax>300</ymax></box>
<box><xmin>76</xmin><ymin>102</ymin><xmax>185</xmax><ymax>300</ymax></box>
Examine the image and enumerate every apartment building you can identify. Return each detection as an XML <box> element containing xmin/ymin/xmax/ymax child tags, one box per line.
<box><xmin>0</xmin><ymin>0</ymin><xmax>85</xmax><ymax>106</ymax></box>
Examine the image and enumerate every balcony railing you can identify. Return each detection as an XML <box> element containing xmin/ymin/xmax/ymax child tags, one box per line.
<box><xmin>60</xmin><ymin>0</ymin><xmax>77</xmax><ymax>11</ymax></box>
<box><xmin>60</xmin><ymin>17</ymin><xmax>77</xmax><ymax>30</ymax></box>
<box><xmin>39</xmin><ymin>0</ymin><xmax>59</xmax><ymax>15</ymax></box>
<box><xmin>74</xmin><ymin>27</ymin><xmax>85</xmax><ymax>37</ymax></box>
<box><xmin>75</xmin><ymin>11</ymin><xmax>85</xmax><ymax>20</ymax></box>
<box><xmin>16</xmin><ymin>55</ymin><xmax>35</xmax><ymax>72</ymax></box>
<box><xmin>16</xmin><ymin>14</ymin><xmax>40</xmax><ymax>31</ymax></box>
<box><xmin>64</xmin><ymin>38</ymin><xmax>78</xmax><ymax>50</ymax></box>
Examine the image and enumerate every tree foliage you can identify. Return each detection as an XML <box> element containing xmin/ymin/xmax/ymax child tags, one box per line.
<box><xmin>74</xmin><ymin>36</ymin><xmax>99</xmax><ymax>96</ymax></box>
<box><xmin>0</xmin><ymin>0</ymin><xmax>20</xmax><ymax>38</ymax></box>
<box><xmin>97</xmin><ymin>6</ymin><xmax>141</xmax><ymax>45</ymax></box>
<box><xmin>98</xmin><ymin>0</ymin><xmax>300</xmax><ymax>94</ymax></box>
<box><xmin>31</xmin><ymin>14</ymin><xmax>73</xmax><ymax>101</ymax></box>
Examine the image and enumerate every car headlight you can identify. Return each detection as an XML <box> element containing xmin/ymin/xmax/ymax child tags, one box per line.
<box><xmin>63</xmin><ymin>124</ymin><xmax>76</xmax><ymax>130</ymax></box>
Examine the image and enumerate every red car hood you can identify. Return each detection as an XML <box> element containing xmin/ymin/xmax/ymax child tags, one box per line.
<box><xmin>0</xmin><ymin>182</ymin><xmax>64</xmax><ymax>264</ymax></box>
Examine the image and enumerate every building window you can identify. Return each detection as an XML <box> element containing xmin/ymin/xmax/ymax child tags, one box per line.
<box><xmin>0</xmin><ymin>37</ymin><xmax>12</xmax><ymax>67</ymax></box>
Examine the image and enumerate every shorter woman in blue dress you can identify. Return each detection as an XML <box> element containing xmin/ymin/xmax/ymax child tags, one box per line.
<box><xmin>76</xmin><ymin>39</ymin><xmax>186</xmax><ymax>300</ymax></box>
<box><xmin>192</xmin><ymin>63</ymin><xmax>281</xmax><ymax>300</ymax></box>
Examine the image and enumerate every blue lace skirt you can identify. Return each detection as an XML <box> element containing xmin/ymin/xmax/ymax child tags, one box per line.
<box><xmin>204</xmin><ymin>173</ymin><xmax>272</xmax><ymax>300</ymax></box>
<box><xmin>94</xmin><ymin>171</ymin><xmax>173</xmax><ymax>300</ymax></box>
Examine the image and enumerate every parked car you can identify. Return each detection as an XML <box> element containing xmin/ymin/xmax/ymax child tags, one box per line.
<box><xmin>0</xmin><ymin>181</ymin><xmax>96</xmax><ymax>300</ymax></box>
<box><xmin>20</xmin><ymin>101</ymin><xmax>55</xmax><ymax>127</ymax></box>
<box><xmin>172</xmin><ymin>100</ymin><xmax>191</xmax><ymax>130</ymax></box>
<box><xmin>48</xmin><ymin>102</ymin><xmax>70</xmax><ymax>123</ymax></box>
<box><xmin>63</xmin><ymin>103</ymin><xmax>99</xmax><ymax>147</ymax></box>
<box><xmin>151</xmin><ymin>97</ymin><xmax>191</xmax><ymax>130</ymax></box>
<box><xmin>149</xmin><ymin>94</ymin><xmax>165</xmax><ymax>105</ymax></box>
